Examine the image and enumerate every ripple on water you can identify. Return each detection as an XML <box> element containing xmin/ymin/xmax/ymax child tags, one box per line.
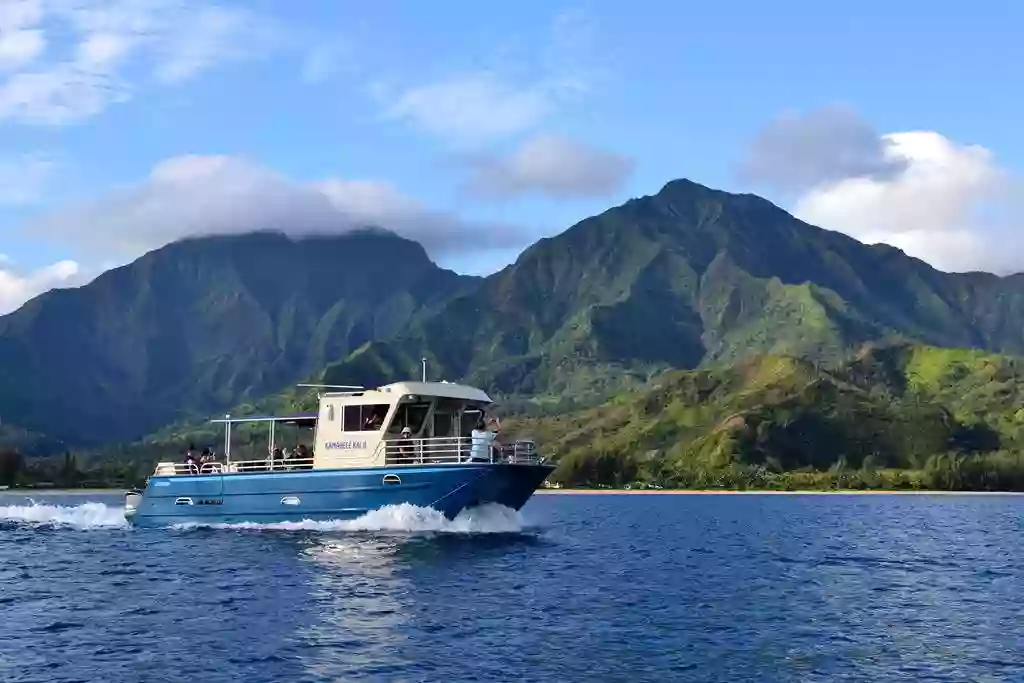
<box><xmin>1</xmin><ymin>492</ymin><xmax>1023</xmax><ymax>682</ymax></box>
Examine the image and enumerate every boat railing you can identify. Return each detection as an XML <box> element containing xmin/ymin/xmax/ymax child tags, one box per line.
<box><xmin>152</xmin><ymin>458</ymin><xmax>316</xmax><ymax>476</ymax></box>
<box><xmin>151</xmin><ymin>437</ymin><xmax>544</xmax><ymax>476</ymax></box>
<box><xmin>155</xmin><ymin>462</ymin><xmax>200</xmax><ymax>476</ymax></box>
<box><xmin>378</xmin><ymin>435</ymin><xmax>544</xmax><ymax>466</ymax></box>
<box><xmin>224</xmin><ymin>457</ymin><xmax>316</xmax><ymax>473</ymax></box>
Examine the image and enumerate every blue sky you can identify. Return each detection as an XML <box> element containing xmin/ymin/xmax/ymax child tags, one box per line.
<box><xmin>1</xmin><ymin>0</ymin><xmax>1022</xmax><ymax>311</ymax></box>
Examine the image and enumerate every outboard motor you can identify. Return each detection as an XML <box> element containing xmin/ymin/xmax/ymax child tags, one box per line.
<box><xmin>124</xmin><ymin>490</ymin><xmax>143</xmax><ymax>518</ymax></box>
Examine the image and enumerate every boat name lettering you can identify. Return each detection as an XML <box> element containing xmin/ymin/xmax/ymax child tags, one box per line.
<box><xmin>325</xmin><ymin>440</ymin><xmax>367</xmax><ymax>450</ymax></box>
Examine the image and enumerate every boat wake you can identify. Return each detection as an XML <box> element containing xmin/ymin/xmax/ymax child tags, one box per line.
<box><xmin>172</xmin><ymin>502</ymin><xmax>526</xmax><ymax>534</ymax></box>
<box><xmin>0</xmin><ymin>501</ymin><xmax>128</xmax><ymax>529</ymax></box>
<box><xmin>0</xmin><ymin>500</ymin><xmax>526</xmax><ymax>534</ymax></box>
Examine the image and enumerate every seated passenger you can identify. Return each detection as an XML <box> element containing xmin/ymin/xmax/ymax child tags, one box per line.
<box><xmin>183</xmin><ymin>450</ymin><xmax>199</xmax><ymax>474</ymax></box>
<box><xmin>468</xmin><ymin>418</ymin><xmax>500</xmax><ymax>462</ymax></box>
<box><xmin>396</xmin><ymin>426</ymin><xmax>414</xmax><ymax>460</ymax></box>
<box><xmin>266</xmin><ymin>447</ymin><xmax>283</xmax><ymax>470</ymax></box>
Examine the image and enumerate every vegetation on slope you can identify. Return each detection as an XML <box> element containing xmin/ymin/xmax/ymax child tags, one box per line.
<box><xmin>0</xmin><ymin>230</ymin><xmax>475</xmax><ymax>445</ymax></box>
<box><xmin>8</xmin><ymin>176</ymin><xmax>1024</xmax><ymax>466</ymax></box>
<box><xmin>507</xmin><ymin>343</ymin><xmax>1024</xmax><ymax>491</ymax></box>
<box><xmin>23</xmin><ymin>341</ymin><xmax>1018</xmax><ymax>493</ymax></box>
<box><xmin>317</xmin><ymin>180</ymin><xmax>1024</xmax><ymax>408</ymax></box>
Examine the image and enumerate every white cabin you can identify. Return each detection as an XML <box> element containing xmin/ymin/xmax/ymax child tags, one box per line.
<box><xmin>312</xmin><ymin>380</ymin><xmax>495</xmax><ymax>469</ymax></box>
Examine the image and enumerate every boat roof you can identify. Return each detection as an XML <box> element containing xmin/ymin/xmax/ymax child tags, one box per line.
<box><xmin>208</xmin><ymin>382</ymin><xmax>492</xmax><ymax>425</ymax></box>
<box><xmin>210</xmin><ymin>412</ymin><xmax>317</xmax><ymax>427</ymax></box>
<box><xmin>324</xmin><ymin>380</ymin><xmax>493</xmax><ymax>403</ymax></box>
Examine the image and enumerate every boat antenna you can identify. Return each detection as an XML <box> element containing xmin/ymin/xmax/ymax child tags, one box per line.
<box><xmin>421</xmin><ymin>357</ymin><xmax>427</xmax><ymax>382</ymax></box>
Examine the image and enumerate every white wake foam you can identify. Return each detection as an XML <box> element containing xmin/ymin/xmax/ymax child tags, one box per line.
<box><xmin>0</xmin><ymin>501</ymin><xmax>128</xmax><ymax>529</ymax></box>
<box><xmin>173</xmin><ymin>502</ymin><xmax>526</xmax><ymax>533</ymax></box>
<box><xmin>0</xmin><ymin>500</ymin><xmax>526</xmax><ymax>534</ymax></box>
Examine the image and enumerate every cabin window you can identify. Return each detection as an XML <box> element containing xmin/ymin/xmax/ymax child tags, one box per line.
<box><xmin>462</xmin><ymin>406</ymin><xmax>484</xmax><ymax>437</ymax></box>
<box><xmin>433</xmin><ymin>411</ymin><xmax>454</xmax><ymax>438</ymax></box>
<box><xmin>432</xmin><ymin>397</ymin><xmax>465</xmax><ymax>438</ymax></box>
<box><xmin>387</xmin><ymin>401</ymin><xmax>431</xmax><ymax>435</ymax></box>
<box><xmin>343</xmin><ymin>404</ymin><xmax>390</xmax><ymax>431</ymax></box>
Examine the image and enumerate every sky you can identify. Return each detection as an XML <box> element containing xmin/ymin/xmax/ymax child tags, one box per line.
<box><xmin>1</xmin><ymin>0</ymin><xmax>1023</xmax><ymax>313</ymax></box>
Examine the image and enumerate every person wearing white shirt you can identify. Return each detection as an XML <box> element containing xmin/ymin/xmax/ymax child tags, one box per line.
<box><xmin>468</xmin><ymin>418</ymin><xmax>499</xmax><ymax>462</ymax></box>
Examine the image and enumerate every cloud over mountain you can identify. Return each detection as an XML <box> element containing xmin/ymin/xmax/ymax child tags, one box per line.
<box><xmin>740</xmin><ymin>106</ymin><xmax>1023</xmax><ymax>274</ymax></box>
<box><xmin>26</xmin><ymin>154</ymin><xmax>533</xmax><ymax>263</ymax></box>
<box><xmin>0</xmin><ymin>255</ymin><xmax>84</xmax><ymax>314</ymax></box>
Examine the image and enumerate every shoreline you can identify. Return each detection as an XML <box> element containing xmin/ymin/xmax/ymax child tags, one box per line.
<box><xmin>535</xmin><ymin>488</ymin><xmax>1024</xmax><ymax>496</ymax></box>
<box><xmin>3</xmin><ymin>488</ymin><xmax>1023</xmax><ymax>497</ymax></box>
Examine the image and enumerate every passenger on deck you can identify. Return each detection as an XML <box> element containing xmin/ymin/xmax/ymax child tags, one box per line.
<box><xmin>468</xmin><ymin>418</ymin><xmax>500</xmax><ymax>462</ymax></box>
<box><xmin>267</xmin><ymin>447</ymin><xmax>283</xmax><ymax>471</ymax></box>
<box><xmin>295</xmin><ymin>444</ymin><xmax>311</xmax><ymax>468</ymax></box>
<box><xmin>183</xmin><ymin>444</ymin><xmax>199</xmax><ymax>474</ymax></box>
<box><xmin>396</xmin><ymin>427</ymin><xmax>414</xmax><ymax>460</ymax></box>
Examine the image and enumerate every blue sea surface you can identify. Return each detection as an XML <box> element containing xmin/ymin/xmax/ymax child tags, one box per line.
<box><xmin>1</xmin><ymin>491</ymin><xmax>1022</xmax><ymax>682</ymax></box>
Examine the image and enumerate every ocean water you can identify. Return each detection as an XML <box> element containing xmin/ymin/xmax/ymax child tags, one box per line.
<box><xmin>1</xmin><ymin>492</ymin><xmax>1022</xmax><ymax>683</ymax></box>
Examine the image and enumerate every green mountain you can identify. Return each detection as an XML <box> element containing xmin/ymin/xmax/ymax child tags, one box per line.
<box><xmin>0</xmin><ymin>230</ymin><xmax>476</xmax><ymax>445</ymax></box>
<box><xmin>7</xmin><ymin>176</ymin><xmax>1024</xmax><ymax>456</ymax></box>
<box><xmin>320</xmin><ymin>179</ymin><xmax>1024</xmax><ymax>404</ymax></box>
<box><xmin>510</xmin><ymin>342</ymin><xmax>1024</xmax><ymax>490</ymax></box>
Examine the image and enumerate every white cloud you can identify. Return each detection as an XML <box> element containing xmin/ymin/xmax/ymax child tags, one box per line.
<box><xmin>376</xmin><ymin>10</ymin><xmax>599</xmax><ymax>145</ymax></box>
<box><xmin>793</xmin><ymin>130</ymin><xmax>1019</xmax><ymax>273</ymax></box>
<box><xmin>460</xmin><ymin>133</ymin><xmax>633</xmax><ymax>200</ymax></box>
<box><xmin>300</xmin><ymin>41</ymin><xmax>350</xmax><ymax>84</ymax></box>
<box><xmin>0</xmin><ymin>65</ymin><xmax>127</xmax><ymax>124</ymax></box>
<box><xmin>383</xmin><ymin>72</ymin><xmax>556</xmax><ymax>145</ymax></box>
<box><xmin>738</xmin><ymin>107</ymin><xmax>1023</xmax><ymax>274</ymax></box>
<box><xmin>27</xmin><ymin>154</ymin><xmax>534</xmax><ymax>262</ymax></box>
<box><xmin>152</xmin><ymin>5</ymin><xmax>281</xmax><ymax>84</ymax></box>
<box><xmin>75</xmin><ymin>31</ymin><xmax>134</xmax><ymax>72</ymax></box>
<box><xmin>0</xmin><ymin>29</ymin><xmax>46</xmax><ymax>70</ymax></box>
<box><xmin>0</xmin><ymin>257</ymin><xmax>84</xmax><ymax>314</ymax></box>
<box><xmin>0</xmin><ymin>0</ymin><xmax>289</xmax><ymax>125</ymax></box>
<box><xmin>0</xmin><ymin>0</ymin><xmax>43</xmax><ymax>30</ymax></box>
<box><xmin>737</xmin><ymin>105</ymin><xmax>908</xmax><ymax>193</ymax></box>
<box><xmin>0</xmin><ymin>153</ymin><xmax>57</xmax><ymax>204</ymax></box>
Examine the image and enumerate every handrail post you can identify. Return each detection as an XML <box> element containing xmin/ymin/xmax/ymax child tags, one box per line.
<box><xmin>224</xmin><ymin>414</ymin><xmax>231</xmax><ymax>464</ymax></box>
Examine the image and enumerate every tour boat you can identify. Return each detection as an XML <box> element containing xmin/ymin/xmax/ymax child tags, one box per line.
<box><xmin>123</xmin><ymin>380</ymin><xmax>554</xmax><ymax>527</ymax></box>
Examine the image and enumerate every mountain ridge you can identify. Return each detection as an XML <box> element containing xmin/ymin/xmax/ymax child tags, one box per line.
<box><xmin>317</xmin><ymin>178</ymin><xmax>1024</xmax><ymax>401</ymax></box>
<box><xmin>0</xmin><ymin>229</ymin><xmax>478</xmax><ymax>444</ymax></box>
<box><xmin>3</xmin><ymin>177</ymin><xmax>1024</xmax><ymax>451</ymax></box>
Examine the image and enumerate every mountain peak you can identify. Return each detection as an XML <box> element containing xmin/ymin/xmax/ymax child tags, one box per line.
<box><xmin>0</xmin><ymin>226</ymin><xmax>475</xmax><ymax>444</ymax></box>
<box><xmin>657</xmin><ymin>177</ymin><xmax>723</xmax><ymax>197</ymax></box>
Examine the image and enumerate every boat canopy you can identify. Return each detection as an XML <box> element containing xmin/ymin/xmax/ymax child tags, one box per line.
<box><xmin>210</xmin><ymin>413</ymin><xmax>318</xmax><ymax>428</ymax></box>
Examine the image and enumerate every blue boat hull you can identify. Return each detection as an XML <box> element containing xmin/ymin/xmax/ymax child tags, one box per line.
<box><xmin>124</xmin><ymin>463</ymin><xmax>554</xmax><ymax>528</ymax></box>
